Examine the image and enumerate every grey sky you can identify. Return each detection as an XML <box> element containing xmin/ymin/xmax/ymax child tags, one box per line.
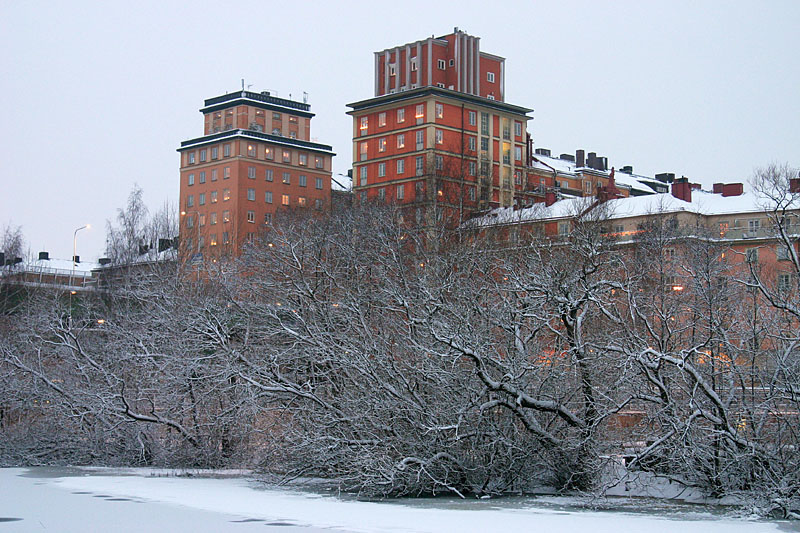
<box><xmin>1</xmin><ymin>0</ymin><xmax>798</xmax><ymax>261</ymax></box>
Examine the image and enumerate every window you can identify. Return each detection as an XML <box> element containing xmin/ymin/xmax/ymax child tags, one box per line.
<box><xmin>187</xmin><ymin>195</ymin><xmax>194</xmax><ymax>207</ymax></box>
<box><xmin>247</xmin><ymin>144</ymin><xmax>256</xmax><ymax>157</ymax></box>
<box><xmin>199</xmin><ymin>214</ymin><xmax>206</xmax><ymax>226</ymax></box>
<box><xmin>186</xmin><ymin>214</ymin><xmax>194</xmax><ymax>228</ymax></box>
<box><xmin>410</xmin><ymin>58</ymin><xmax>417</xmax><ymax>71</ymax></box>
<box><xmin>778</xmin><ymin>273</ymin><xmax>792</xmax><ymax>292</ymax></box>
<box><xmin>198</xmin><ymin>171</ymin><xmax>205</xmax><ymax>184</ymax></box>
<box><xmin>415</xmin><ymin>104</ymin><xmax>424</xmax><ymax>122</ymax></box>
<box><xmin>211</xmin><ymin>169</ymin><xmax>217</xmax><ymax>181</ymax></box>
<box><xmin>435</xmin><ymin>129</ymin><xmax>443</xmax><ymax>144</ymax></box>
<box><xmin>281</xmin><ymin>194</ymin><xmax>289</xmax><ymax>206</ymax></box>
<box><xmin>247</xmin><ymin>210</ymin><xmax>255</xmax><ymax>223</ymax></box>
<box><xmin>515</xmin><ymin>122</ymin><xmax>522</xmax><ymax>137</ymax></box>
<box><xmin>282</xmin><ymin>172</ymin><xmax>291</xmax><ymax>184</ymax></box>
<box><xmin>248</xmin><ymin>166</ymin><xmax>256</xmax><ymax>179</ymax></box>
<box><xmin>188</xmin><ymin>173</ymin><xmax>195</xmax><ymax>186</ymax></box>
<box><xmin>487</xmin><ymin>72</ymin><xmax>495</xmax><ymax>83</ymax></box>
<box><xmin>468</xmin><ymin>136</ymin><xmax>476</xmax><ymax>151</ymax></box>
<box><xmin>389</xmin><ymin>64</ymin><xmax>396</xmax><ymax>76</ymax></box>
<box><xmin>224</xmin><ymin>166</ymin><xmax>230</xmax><ymax>179</ymax></box>
<box><xmin>264</xmin><ymin>213</ymin><xmax>272</xmax><ymax>224</ymax></box>
<box><xmin>748</xmin><ymin>219</ymin><xmax>761</xmax><ymax>233</ymax></box>
<box><xmin>468</xmin><ymin>186</ymin><xmax>476</xmax><ymax>201</ymax></box>
<box><xmin>265</xmin><ymin>169</ymin><xmax>273</xmax><ymax>182</ymax></box>
<box><xmin>289</xmin><ymin>115</ymin><xmax>298</xmax><ymax>124</ymax></box>
<box><xmin>468</xmin><ymin>111</ymin><xmax>477</xmax><ymax>126</ymax></box>
<box><xmin>397</xmin><ymin>184</ymin><xmax>405</xmax><ymax>199</ymax></box>
<box><xmin>273</xmin><ymin>112</ymin><xmax>281</xmax><ymax>120</ymax></box>
<box><xmin>584</xmin><ymin>181</ymin><xmax>593</xmax><ymax>193</ymax></box>
<box><xmin>360</xmin><ymin>166</ymin><xmax>367</xmax><ymax>186</ymax></box>
<box><xmin>210</xmin><ymin>212</ymin><xmax>217</xmax><ymax>225</ymax></box>
<box><xmin>379</xmin><ymin>137</ymin><xmax>387</xmax><ymax>152</ymax></box>
<box><xmin>515</xmin><ymin>146</ymin><xmax>522</xmax><ymax>161</ymax></box>
<box><xmin>223</xmin><ymin>210</ymin><xmax>230</xmax><ymax>223</ymax></box>
<box><xmin>449</xmin><ymin>58</ymin><xmax>454</xmax><ymax>67</ymax></box>
<box><xmin>777</xmin><ymin>245</ymin><xmax>791</xmax><ymax>261</ymax></box>
<box><xmin>211</xmin><ymin>146</ymin><xmax>219</xmax><ymax>159</ymax></box>
<box><xmin>360</xmin><ymin>142</ymin><xmax>368</xmax><ymax>161</ymax></box>
<box><xmin>378</xmin><ymin>163</ymin><xmax>386</xmax><ymax>177</ymax></box>
<box><xmin>187</xmin><ymin>152</ymin><xmax>195</xmax><ymax>164</ymax></box>
<box><xmin>435</xmin><ymin>155</ymin><xmax>443</xmax><ymax>170</ymax></box>
<box><xmin>360</xmin><ymin>116</ymin><xmax>368</xmax><ymax>135</ymax></box>
<box><xmin>200</xmin><ymin>149</ymin><xmax>207</xmax><ymax>162</ymax></box>
<box><xmin>210</xmin><ymin>190</ymin><xmax>217</xmax><ymax>203</ymax></box>
<box><xmin>223</xmin><ymin>188</ymin><xmax>230</xmax><ymax>201</ymax></box>
<box><xmin>315</xmin><ymin>199</ymin><xmax>322</xmax><ymax>210</ymax></box>
<box><xmin>359</xmin><ymin>191</ymin><xmax>367</xmax><ymax>204</ymax></box>
<box><xmin>210</xmin><ymin>234</ymin><xmax>217</xmax><ymax>246</ymax></box>
<box><xmin>223</xmin><ymin>144</ymin><xmax>231</xmax><ymax>157</ymax></box>
<box><xmin>435</xmin><ymin>103</ymin><xmax>443</xmax><ymax>119</ymax></box>
<box><xmin>469</xmin><ymin>161</ymin><xmax>476</xmax><ymax>176</ymax></box>
<box><xmin>397</xmin><ymin>134</ymin><xmax>405</xmax><ymax>149</ymax></box>
<box><xmin>247</xmin><ymin>188</ymin><xmax>255</xmax><ymax>201</ymax></box>
<box><xmin>315</xmin><ymin>177</ymin><xmax>323</xmax><ymax>189</ymax></box>
<box><xmin>299</xmin><ymin>153</ymin><xmax>308</xmax><ymax>166</ymax></box>
<box><xmin>481</xmin><ymin>112</ymin><xmax>489</xmax><ymax>135</ymax></box>
<box><xmin>397</xmin><ymin>159</ymin><xmax>405</xmax><ymax>174</ymax></box>
<box><xmin>415</xmin><ymin>156</ymin><xmax>424</xmax><ymax>176</ymax></box>
<box><xmin>481</xmin><ymin>137</ymin><xmax>488</xmax><ymax>151</ymax></box>
<box><xmin>265</xmin><ymin>191</ymin><xmax>273</xmax><ymax>204</ymax></box>
<box><xmin>315</xmin><ymin>156</ymin><xmax>323</xmax><ymax>169</ymax></box>
<box><xmin>397</xmin><ymin>108</ymin><xmax>405</xmax><ymax>123</ymax></box>
<box><xmin>415</xmin><ymin>181</ymin><xmax>424</xmax><ymax>199</ymax></box>
<box><xmin>438</xmin><ymin>59</ymin><xmax>445</xmax><ymax>70</ymax></box>
<box><xmin>272</xmin><ymin>128</ymin><xmax>282</xmax><ymax>136</ymax></box>
<box><xmin>282</xmin><ymin>150</ymin><xmax>291</xmax><ymax>163</ymax></box>
<box><xmin>378</xmin><ymin>187</ymin><xmax>385</xmax><ymax>201</ymax></box>
<box><xmin>299</xmin><ymin>175</ymin><xmax>307</xmax><ymax>187</ymax></box>
<box><xmin>265</xmin><ymin>147</ymin><xmax>274</xmax><ymax>160</ymax></box>
<box><xmin>746</xmin><ymin>248</ymin><xmax>759</xmax><ymax>263</ymax></box>
<box><xmin>223</xmin><ymin>231</ymin><xmax>230</xmax><ymax>245</ymax></box>
<box><xmin>416</xmin><ymin>130</ymin><xmax>424</xmax><ymax>150</ymax></box>
<box><xmin>378</xmin><ymin>112</ymin><xmax>386</xmax><ymax>127</ymax></box>
<box><xmin>198</xmin><ymin>236</ymin><xmax>204</xmax><ymax>249</ymax></box>
<box><xmin>558</xmin><ymin>222</ymin><xmax>570</xmax><ymax>236</ymax></box>
<box><xmin>298</xmin><ymin>196</ymin><xmax>307</xmax><ymax>207</ymax></box>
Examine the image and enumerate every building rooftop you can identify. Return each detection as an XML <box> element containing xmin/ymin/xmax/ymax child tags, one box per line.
<box><xmin>201</xmin><ymin>90</ymin><xmax>314</xmax><ymax>118</ymax></box>
<box><xmin>347</xmin><ymin>86</ymin><xmax>532</xmax><ymax>116</ymax></box>
<box><xmin>178</xmin><ymin>128</ymin><xmax>335</xmax><ymax>155</ymax></box>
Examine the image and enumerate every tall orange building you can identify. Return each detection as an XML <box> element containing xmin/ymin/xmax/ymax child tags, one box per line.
<box><xmin>348</xmin><ymin>29</ymin><xmax>536</xmax><ymax>225</ymax></box>
<box><xmin>178</xmin><ymin>90</ymin><xmax>334</xmax><ymax>257</ymax></box>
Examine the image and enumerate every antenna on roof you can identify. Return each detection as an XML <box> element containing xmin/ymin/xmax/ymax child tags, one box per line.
<box><xmin>303</xmin><ymin>92</ymin><xmax>308</xmax><ymax>104</ymax></box>
<box><xmin>241</xmin><ymin>78</ymin><xmax>245</xmax><ymax>90</ymax></box>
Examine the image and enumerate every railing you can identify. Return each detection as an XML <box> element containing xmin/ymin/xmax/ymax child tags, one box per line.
<box><xmin>723</xmin><ymin>224</ymin><xmax>800</xmax><ymax>240</ymax></box>
<box><xmin>204</xmin><ymin>91</ymin><xmax>311</xmax><ymax>111</ymax></box>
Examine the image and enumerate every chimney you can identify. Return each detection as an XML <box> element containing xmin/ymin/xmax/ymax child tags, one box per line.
<box><xmin>655</xmin><ymin>172</ymin><xmax>675</xmax><ymax>184</ymax></box>
<box><xmin>73</xmin><ymin>255</ymin><xmax>80</xmax><ymax>264</ymax></box>
<box><xmin>722</xmin><ymin>183</ymin><xmax>744</xmax><ymax>197</ymax></box>
<box><xmin>690</xmin><ymin>183</ymin><xmax>701</xmax><ymax>191</ymax></box>
<box><xmin>535</xmin><ymin>148</ymin><xmax>551</xmax><ymax>157</ymax></box>
<box><xmin>713</xmin><ymin>183</ymin><xmax>724</xmax><ymax>194</ymax></box>
<box><xmin>545</xmin><ymin>190</ymin><xmax>557</xmax><ymax>206</ymax></box>
<box><xmin>790</xmin><ymin>177</ymin><xmax>800</xmax><ymax>193</ymax></box>
<box><xmin>598</xmin><ymin>156</ymin><xmax>608</xmax><ymax>171</ymax></box>
<box><xmin>38</xmin><ymin>251</ymin><xmax>49</xmax><ymax>261</ymax></box>
<box><xmin>559</xmin><ymin>153</ymin><xmax>575</xmax><ymax>162</ymax></box>
<box><xmin>620</xmin><ymin>165</ymin><xmax>633</xmax><ymax>174</ymax></box>
<box><xmin>576</xmin><ymin>150</ymin><xmax>585</xmax><ymax>167</ymax></box>
<box><xmin>671</xmin><ymin>177</ymin><xmax>692</xmax><ymax>203</ymax></box>
<box><xmin>587</xmin><ymin>152</ymin><xmax>597</xmax><ymax>170</ymax></box>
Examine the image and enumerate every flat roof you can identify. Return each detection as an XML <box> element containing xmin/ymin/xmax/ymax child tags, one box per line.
<box><xmin>347</xmin><ymin>86</ymin><xmax>532</xmax><ymax>116</ymax></box>
<box><xmin>178</xmin><ymin>129</ymin><xmax>335</xmax><ymax>156</ymax></box>
<box><xmin>201</xmin><ymin>91</ymin><xmax>314</xmax><ymax>119</ymax></box>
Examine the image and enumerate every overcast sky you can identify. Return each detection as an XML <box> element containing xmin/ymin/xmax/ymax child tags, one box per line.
<box><xmin>2</xmin><ymin>0</ymin><xmax>798</xmax><ymax>261</ymax></box>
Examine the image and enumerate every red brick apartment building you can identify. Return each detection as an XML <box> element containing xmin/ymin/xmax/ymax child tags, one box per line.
<box><xmin>178</xmin><ymin>90</ymin><xmax>335</xmax><ymax>257</ymax></box>
<box><xmin>348</xmin><ymin>29</ymin><xmax>537</xmax><ymax>225</ymax></box>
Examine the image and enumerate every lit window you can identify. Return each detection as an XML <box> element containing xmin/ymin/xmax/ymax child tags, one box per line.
<box><xmin>487</xmin><ymin>72</ymin><xmax>495</xmax><ymax>83</ymax></box>
<box><xmin>378</xmin><ymin>163</ymin><xmax>386</xmax><ymax>177</ymax></box>
<box><xmin>247</xmin><ymin>144</ymin><xmax>256</xmax><ymax>157</ymax></box>
<box><xmin>379</xmin><ymin>138</ymin><xmax>387</xmax><ymax>152</ymax></box>
<box><xmin>223</xmin><ymin>188</ymin><xmax>230</xmax><ymax>201</ymax></box>
<box><xmin>315</xmin><ymin>156</ymin><xmax>323</xmax><ymax>169</ymax></box>
<box><xmin>248</xmin><ymin>166</ymin><xmax>256</xmax><ymax>179</ymax></box>
<box><xmin>264</xmin><ymin>213</ymin><xmax>272</xmax><ymax>224</ymax></box>
<box><xmin>247</xmin><ymin>210</ymin><xmax>255</xmax><ymax>223</ymax></box>
<box><xmin>188</xmin><ymin>173</ymin><xmax>195</xmax><ymax>186</ymax></box>
<box><xmin>435</xmin><ymin>103</ymin><xmax>443</xmax><ymax>119</ymax></box>
<box><xmin>415</xmin><ymin>104</ymin><xmax>424</xmax><ymax>121</ymax></box>
<box><xmin>282</xmin><ymin>172</ymin><xmax>291</xmax><ymax>184</ymax></box>
<box><xmin>265</xmin><ymin>169</ymin><xmax>273</xmax><ymax>182</ymax></box>
<box><xmin>379</xmin><ymin>112</ymin><xmax>386</xmax><ymax>127</ymax></box>
<box><xmin>299</xmin><ymin>154</ymin><xmax>308</xmax><ymax>166</ymax></box>
<box><xmin>223</xmin><ymin>210</ymin><xmax>230</xmax><ymax>223</ymax></box>
<box><xmin>210</xmin><ymin>190</ymin><xmax>217</xmax><ymax>203</ymax></box>
<box><xmin>265</xmin><ymin>147</ymin><xmax>274</xmax><ymax>160</ymax></box>
<box><xmin>299</xmin><ymin>175</ymin><xmax>307</xmax><ymax>187</ymax></box>
<box><xmin>298</xmin><ymin>196</ymin><xmax>306</xmax><ymax>207</ymax></box>
<box><xmin>210</xmin><ymin>234</ymin><xmax>217</xmax><ymax>246</ymax></box>
<box><xmin>397</xmin><ymin>134</ymin><xmax>405</xmax><ymax>149</ymax></box>
<box><xmin>247</xmin><ymin>188</ymin><xmax>255</xmax><ymax>201</ymax></box>
<box><xmin>265</xmin><ymin>191</ymin><xmax>273</xmax><ymax>204</ymax></box>
<box><xmin>397</xmin><ymin>159</ymin><xmax>405</xmax><ymax>174</ymax></box>
<box><xmin>223</xmin><ymin>231</ymin><xmax>230</xmax><ymax>244</ymax></box>
<box><xmin>282</xmin><ymin>150</ymin><xmax>291</xmax><ymax>163</ymax></box>
<box><xmin>187</xmin><ymin>195</ymin><xmax>194</xmax><ymax>207</ymax></box>
<box><xmin>397</xmin><ymin>184</ymin><xmax>405</xmax><ymax>199</ymax></box>
<box><xmin>435</xmin><ymin>130</ymin><xmax>443</xmax><ymax>144</ymax></box>
<box><xmin>289</xmin><ymin>131</ymin><xmax>297</xmax><ymax>139</ymax></box>
<box><xmin>289</xmin><ymin>115</ymin><xmax>298</xmax><ymax>124</ymax></box>
<box><xmin>315</xmin><ymin>177</ymin><xmax>323</xmax><ymax>189</ymax></box>
<box><xmin>360</xmin><ymin>116</ymin><xmax>368</xmax><ymax>135</ymax></box>
<box><xmin>397</xmin><ymin>108</ymin><xmax>405</xmax><ymax>123</ymax></box>
<box><xmin>281</xmin><ymin>194</ymin><xmax>289</xmax><ymax>206</ymax></box>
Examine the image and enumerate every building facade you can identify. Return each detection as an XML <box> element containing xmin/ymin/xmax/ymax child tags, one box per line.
<box><xmin>178</xmin><ymin>90</ymin><xmax>335</xmax><ymax>257</ymax></box>
<box><xmin>350</xmin><ymin>30</ymin><xmax>535</xmax><ymax>225</ymax></box>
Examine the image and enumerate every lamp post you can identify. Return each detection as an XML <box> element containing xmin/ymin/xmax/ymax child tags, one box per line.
<box><xmin>69</xmin><ymin>224</ymin><xmax>90</xmax><ymax>327</ymax></box>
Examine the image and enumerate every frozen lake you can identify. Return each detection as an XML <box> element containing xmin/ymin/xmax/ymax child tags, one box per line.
<box><xmin>0</xmin><ymin>467</ymin><xmax>795</xmax><ymax>532</ymax></box>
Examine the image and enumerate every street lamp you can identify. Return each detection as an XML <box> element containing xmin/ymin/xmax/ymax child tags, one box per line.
<box><xmin>69</xmin><ymin>224</ymin><xmax>90</xmax><ymax>327</ymax></box>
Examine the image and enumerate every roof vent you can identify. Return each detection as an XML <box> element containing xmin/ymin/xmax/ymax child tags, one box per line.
<box><xmin>534</xmin><ymin>148</ymin><xmax>551</xmax><ymax>157</ymax></box>
<box><xmin>559</xmin><ymin>153</ymin><xmax>575</xmax><ymax>162</ymax></box>
<box><xmin>620</xmin><ymin>165</ymin><xmax>633</xmax><ymax>174</ymax></box>
<box><xmin>38</xmin><ymin>251</ymin><xmax>49</xmax><ymax>260</ymax></box>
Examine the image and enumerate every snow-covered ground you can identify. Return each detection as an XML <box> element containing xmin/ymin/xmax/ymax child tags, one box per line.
<box><xmin>0</xmin><ymin>468</ymin><xmax>792</xmax><ymax>532</ymax></box>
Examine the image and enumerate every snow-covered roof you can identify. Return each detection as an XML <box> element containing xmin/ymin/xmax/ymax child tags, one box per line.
<box><xmin>24</xmin><ymin>257</ymin><xmax>100</xmax><ymax>274</ymax></box>
<box><xmin>529</xmin><ymin>154</ymin><xmax>655</xmax><ymax>195</ymax></box>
